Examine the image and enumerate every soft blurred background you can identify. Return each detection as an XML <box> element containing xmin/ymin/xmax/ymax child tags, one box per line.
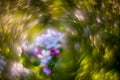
<box><xmin>0</xmin><ymin>0</ymin><xmax>120</xmax><ymax>80</ymax></box>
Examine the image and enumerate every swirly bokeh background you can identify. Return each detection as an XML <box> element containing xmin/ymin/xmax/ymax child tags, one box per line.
<box><xmin>0</xmin><ymin>0</ymin><xmax>120</xmax><ymax>80</ymax></box>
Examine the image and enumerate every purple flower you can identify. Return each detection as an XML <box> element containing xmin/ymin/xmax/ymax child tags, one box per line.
<box><xmin>50</xmin><ymin>48</ymin><xmax>60</xmax><ymax>56</ymax></box>
<box><xmin>43</xmin><ymin>67</ymin><xmax>51</xmax><ymax>75</ymax></box>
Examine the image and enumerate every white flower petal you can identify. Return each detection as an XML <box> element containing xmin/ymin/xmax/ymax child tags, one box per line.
<box><xmin>41</xmin><ymin>50</ymin><xmax>46</xmax><ymax>55</ymax></box>
<box><xmin>41</xmin><ymin>59</ymin><xmax>48</xmax><ymax>64</ymax></box>
<box><xmin>46</xmin><ymin>56</ymin><xmax>52</xmax><ymax>60</ymax></box>
<box><xmin>41</xmin><ymin>50</ymin><xmax>50</xmax><ymax>56</ymax></box>
<box><xmin>46</xmin><ymin>43</ymin><xmax>56</xmax><ymax>49</ymax></box>
<box><xmin>38</xmin><ymin>55</ymin><xmax>44</xmax><ymax>59</ymax></box>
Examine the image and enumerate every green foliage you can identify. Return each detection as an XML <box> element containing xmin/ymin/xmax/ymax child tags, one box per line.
<box><xmin>0</xmin><ymin>0</ymin><xmax>120</xmax><ymax>80</ymax></box>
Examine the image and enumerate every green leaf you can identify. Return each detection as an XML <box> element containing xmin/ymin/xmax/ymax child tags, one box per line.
<box><xmin>32</xmin><ymin>60</ymin><xmax>40</xmax><ymax>66</ymax></box>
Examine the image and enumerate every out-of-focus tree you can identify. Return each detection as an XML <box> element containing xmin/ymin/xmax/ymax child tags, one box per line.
<box><xmin>0</xmin><ymin>0</ymin><xmax>120</xmax><ymax>80</ymax></box>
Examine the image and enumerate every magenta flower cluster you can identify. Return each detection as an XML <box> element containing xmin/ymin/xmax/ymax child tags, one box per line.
<box><xmin>34</xmin><ymin>29</ymin><xmax>63</xmax><ymax>75</ymax></box>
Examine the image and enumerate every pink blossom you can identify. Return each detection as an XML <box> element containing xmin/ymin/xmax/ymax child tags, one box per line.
<box><xmin>35</xmin><ymin>48</ymin><xmax>41</xmax><ymax>55</ymax></box>
<box><xmin>50</xmin><ymin>48</ymin><xmax>60</xmax><ymax>56</ymax></box>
